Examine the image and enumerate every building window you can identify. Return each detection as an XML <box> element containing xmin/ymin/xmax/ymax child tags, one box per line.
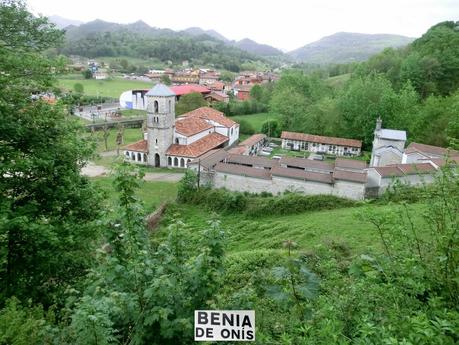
<box><xmin>154</xmin><ymin>100</ymin><xmax>159</xmax><ymax>113</ymax></box>
<box><xmin>187</xmin><ymin>159</ymin><xmax>191</xmax><ymax>166</ymax></box>
<box><xmin>231</xmin><ymin>128</ymin><xmax>233</xmax><ymax>135</ymax></box>
<box><xmin>180</xmin><ymin>158</ymin><xmax>185</xmax><ymax>167</ymax></box>
<box><xmin>168</xmin><ymin>100</ymin><xmax>171</xmax><ymax>112</ymax></box>
<box><xmin>137</xmin><ymin>152</ymin><xmax>141</xmax><ymax>161</ymax></box>
<box><xmin>168</xmin><ymin>157</ymin><xmax>172</xmax><ymax>166</ymax></box>
<box><xmin>155</xmin><ymin>139</ymin><xmax>158</xmax><ymax>144</ymax></box>
<box><xmin>174</xmin><ymin>157</ymin><xmax>178</xmax><ymax>166</ymax></box>
<box><xmin>175</xmin><ymin>138</ymin><xmax>179</xmax><ymax>144</ymax></box>
<box><xmin>143</xmin><ymin>154</ymin><xmax>147</xmax><ymax>162</ymax></box>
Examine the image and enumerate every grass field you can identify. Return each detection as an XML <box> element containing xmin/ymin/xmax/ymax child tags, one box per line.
<box><xmin>229</xmin><ymin>112</ymin><xmax>280</xmax><ymax>132</ymax></box>
<box><xmin>159</xmin><ymin>201</ymin><xmax>429</xmax><ymax>256</ymax></box>
<box><xmin>58</xmin><ymin>75</ymin><xmax>154</xmax><ymax>98</ymax></box>
<box><xmin>91</xmin><ymin>177</ymin><xmax>178</xmax><ymax>213</ymax></box>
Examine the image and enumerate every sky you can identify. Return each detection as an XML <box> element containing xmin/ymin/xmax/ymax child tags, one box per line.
<box><xmin>27</xmin><ymin>0</ymin><xmax>459</xmax><ymax>51</ymax></box>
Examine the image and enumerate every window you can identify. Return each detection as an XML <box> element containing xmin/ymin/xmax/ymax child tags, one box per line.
<box><xmin>168</xmin><ymin>157</ymin><xmax>172</xmax><ymax>166</ymax></box>
<box><xmin>231</xmin><ymin>128</ymin><xmax>233</xmax><ymax>135</ymax></box>
<box><xmin>154</xmin><ymin>100</ymin><xmax>159</xmax><ymax>113</ymax></box>
<box><xmin>168</xmin><ymin>100</ymin><xmax>172</xmax><ymax>112</ymax></box>
<box><xmin>155</xmin><ymin>139</ymin><xmax>158</xmax><ymax>144</ymax></box>
<box><xmin>137</xmin><ymin>152</ymin><xmax>141</xmax><ymax>161</ymax></box>
<box><xmin>180</xmin><ymin>158</ymin><xmax>185</xmax><ymax>167</ymax></box>
<box><xmin>174</xmin><ymin>157</ymin><xmax>178</xmax><ymax>166</ymax></box>
<box><xmin>175</xmin><ymin>138</ymin><xmax>179</xmax><ymax>144</ymax></box>
<box><xmin>143</xmin><ymin>154</ymin><xmax>147</xmax><ymax>162</ymax></box>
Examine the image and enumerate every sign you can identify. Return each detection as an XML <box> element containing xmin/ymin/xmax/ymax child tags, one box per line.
<box><xmin>194</xmin><ymin>310</ymin><xmax>255</xmax><ymax>342</ymax></box>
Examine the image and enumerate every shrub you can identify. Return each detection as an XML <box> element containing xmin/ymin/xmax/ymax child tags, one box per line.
<box><xmin>238</xmin><ymin>119</ymin><xmax>255</xmax><ymax>135</ymax></box>
<box><xmin>261</xmin><ymin>120</ymin><xmax>281</xmax><ymax>137</ymax></box>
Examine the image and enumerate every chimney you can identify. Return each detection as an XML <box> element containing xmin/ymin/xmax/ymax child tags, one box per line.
<box><xmin>375</xmin><ymin>117</ymin><xmax>382</xmax><ymax>131</ymax></box>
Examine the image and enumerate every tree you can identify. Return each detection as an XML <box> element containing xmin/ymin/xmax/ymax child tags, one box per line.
<box><xmin>160</xmin><ymin>74</ymin><xmax>171</xmax><ymax>85</ymax></box>
<box><xmin>0</xmin><ymin>0</ymin><xmax>102</xmax><ymax>306</ymax></box>
<box><xmin>238</xmin><ymin>119</ymin><xmax>255</xmax><ymax>135</ymax></box>
<box><xmin>261</xmin><ymin>119</ymin><xmax>281</xmax><ymax>138</ymax></box>
<box><xmin>82</xmin><ymin>69</ymin><xmax>92</xmax><ymax>79</ymax></box>
<box><xmin>175</xmin><ymin>92</ymin><xmax>206</xmax><ymax>115</ymax></box>
<box><xmin>73</xmin><ymin>82</ymin><xmax>84</xmax><ymax>93</ymax></box>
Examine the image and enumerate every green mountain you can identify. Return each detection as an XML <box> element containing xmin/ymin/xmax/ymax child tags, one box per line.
<box><xmin>182</xmin><ymin>27</ymin><xmax>230</xmax><ymax>42</ymax></box>
<box><xmin>58</xmin><ymin>20</ymin><xmax>264</xmax><ymax>70</ymax></box>
<box><xmin>289</xmin><ymin>32</ymin><xmax>415</xmax><ymax>63</ymax></box>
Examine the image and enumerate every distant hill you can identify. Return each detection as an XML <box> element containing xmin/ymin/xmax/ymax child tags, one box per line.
<box><xmin>232</xmin><ymin>38</ymin><xmax>284</xmax><ymax>57</ymax></box>
<box><xmin>59</xmin><ymin>20</ymin><xmax>264</xmax><ymax>70</ymax></box>
<box><xmin>183</xmin><ymin>27</ymin><xmax>229</xmax><ymax>42</ymax></box>
<box><xmin>289</xmin><ymin>32</ymin><xmax>415</xmax><ymax>63</ymax></box>
<box><xmin>48</xmin><ymin>15</ymin><xmax>84</xmax><ymax>29</ymax></box>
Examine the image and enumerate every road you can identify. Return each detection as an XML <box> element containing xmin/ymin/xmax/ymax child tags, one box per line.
<box><xmin>82</xmin><ymin>162</ymin><xmax>184</xmax><ymax>182</ymax></box>
<box><xmin>74</xmin><ymin>102</ymin><xmax>121</xmax><ymax>121</ymax></box>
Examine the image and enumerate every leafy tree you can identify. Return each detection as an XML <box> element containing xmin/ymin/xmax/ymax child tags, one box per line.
<box><xmin>0</xmin><ymin>0</ymin><xmax>102</xmax><ymax>306</ymax></box>
<box><xmin>261</xmin><ymin>119</ymin><xmax>281</xmax><ymax>137</ymax></box>
<box><xmin>175</xmin><ymin>92</ymin><xmax>206</xmax><ymax>115</ymax></box>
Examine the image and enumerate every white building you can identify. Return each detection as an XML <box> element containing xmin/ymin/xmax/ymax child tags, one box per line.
<box><xmin>281</xmin><ymin>131</ymin><xmax>362</xmax><ymax>157</ymax></box>
<box><xmin>370</xmin><ymin>118</ymin><xmax>407</xmax><ymax>167</ymax></box>
<box><xmin>402</xmin><ymin>142</ymin><xmax>459</xmax><ymax>164</ymax></box>
<box><xmin>123</xmin><ymin>84</ymin><xmax>239</xmax><ymax>168</ymax></box>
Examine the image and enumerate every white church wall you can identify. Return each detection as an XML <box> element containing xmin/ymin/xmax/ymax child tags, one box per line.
<box><xmin>333</xmin><ymin>180</ymin><xmax>366</xmax><ymax>200</ymax></box>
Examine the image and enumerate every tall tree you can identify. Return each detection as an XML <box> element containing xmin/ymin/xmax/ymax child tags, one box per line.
<box><xmin>175</xmin><ymin>92</ymin><xmax>206</xmax><ymax>115</ymax></box>
<box><xmin>0</xmin><ymin>0</ymin><xmax>101</xmax><ymax>306</ymax></box>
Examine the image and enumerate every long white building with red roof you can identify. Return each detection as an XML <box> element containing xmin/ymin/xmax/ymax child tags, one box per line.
<box><xmin>123</xmin><ymin>84</ymin><xmax>239</xmax><ymax>168</ymax></box>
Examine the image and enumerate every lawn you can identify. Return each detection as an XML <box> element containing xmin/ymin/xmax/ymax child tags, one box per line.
<box><xmin>158</xmin><ymin>201</ymin><xmax>429</xmax><ymax>256</ymax></box>
<box><xmin>58</xmin><ymin>75</ymin><xmax>154</xmax><ymax>98</ymax></box>
<box><xmin>91</xmin><ymin>176</ymin><xmax>178</xmax><ymax>213</ymax></box>
<box><xmin>229</xmin><ymin>112</ymin><xmax>280</xmax><ymax>132</ymax></box>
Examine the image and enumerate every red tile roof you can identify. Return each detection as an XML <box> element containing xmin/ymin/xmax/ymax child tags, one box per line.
<box><xmin>215</xmin><ymin>162</ymin><xmax>271</xmax><ymax>180</ymax></box>
<box><xmin>239</xmin><ymin>134</ymin><xmax>267</xmax><ymax>147</ymax></box>
<box><xmin>175</xmin><ymin>116</ymin><xmax>213</xmax><ymax>136</ymax></box>
<box><xmin>281</xmin><ymin>131</ymin><xmax>362</xmax><ymax>148</ymax></box>
<box><xmin>166</xmin><ymin>132</ymin><xmax>228</xmax><ymax>158</ymax></box>
<box><xmin>170</xmin><ymin>84</ymin><xmax>211</xmax><ymax>96</ymax></box>
<box><xmin>205</xmin><ymin>91</ymin><xmax>229</xmax><ymax>102</ymax></box>
<box><xmin>181</xmin><ymin>106</ymin><xmax>237</xmax><ymax>128</ymax></box>
<box><xmin>124</xmin><ymin>140</ymin><xmax>148</xmax><ymax>153</ymax></box>
<box><xmin>375</xmin><ymin>163</ymin><xmax>436</xmax><ymax>177</ymax></box>
<box><xmin>333</xmin><ymin>170</ymin><xmax>367</xmax><ymax>183</ymax></box>
<box><xmin>405</xmin><ymin>142</ymin><xmax>459</xmax><ymax>157</ymax></box>
<box><xmin>228</xmin><ymin>146</ymin><xmax>246</xmax><ymax>155</ymax></box>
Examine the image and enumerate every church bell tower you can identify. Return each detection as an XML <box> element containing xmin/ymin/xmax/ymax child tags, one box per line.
<box><xmin>146</xmin><ymin>84</ymin><xmax>176</xmax><ymax>167</ymax></box>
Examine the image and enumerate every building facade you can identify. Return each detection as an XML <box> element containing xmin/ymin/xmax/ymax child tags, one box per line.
<box><xmin>281</xmin><ymin>131</ymin><xmax>362</xmax><ymax>156</ymax></box>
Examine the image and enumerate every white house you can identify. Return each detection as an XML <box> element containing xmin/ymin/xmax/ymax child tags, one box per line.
<box><xmin>402</xmin><ymin>142</ymin><xmax>459</xmax><ymax>164</ymax></box>
<box><xmin>281</xmin><ymin>131</ymin><xmax>362</xmax><ymax>157</ymax></box>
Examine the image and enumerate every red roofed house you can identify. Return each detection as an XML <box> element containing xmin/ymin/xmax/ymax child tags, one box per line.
<box><xmin>281</xmin><ymin>131</ymin><xmax>362</xmax><ymax>157</ymax></box>
<box><xmin>170</xmin><ymin>84</ymin><xmax>211</xmax><ymax>101</ymax></box>
<box><xmin>123</xmin><ymin>84</ymin><xmax>239</xmax><ymax>168</ymax></box>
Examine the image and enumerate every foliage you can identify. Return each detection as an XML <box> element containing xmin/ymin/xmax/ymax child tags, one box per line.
<box><xmin>175</xmin><ymin>92</ymin><xmax>206</xmax><ymax>115</ymax></box>
<box><xmin>160</xmin><ymin>74</ymin><xmax>171</xmax><ymax>85</ymax></box>
<box><xmin>0</xmin><ymin>0</ymin><xmax>102</xmax><ymax>307</ymax></box>
<box><xmin>214</xmin><ymin>99</ymin><xmax>268</xmax><ymax>116</ymax></box>
<box><xmin>238</xmin><ymin>119</ymin><xmax>256</xmax><ymax>135</ymax></box>
<box><xmin>69</xmin><ymin>164</ymin><xmax>227</xmax><ymax>344</ymax></box>
<box><xmin>178</xmin><ymin>187</ymin><xmax>357</xmax><ymax>217</ymax></box>
<box><xmin>82</xmin><ymin>69</ymin><xmax>92</xmax><ymax>79</ymax></box>
<box><xmin>260</xmin><ymin>119</ymin><xmax>281</xmax><ymax>137</ymax></box>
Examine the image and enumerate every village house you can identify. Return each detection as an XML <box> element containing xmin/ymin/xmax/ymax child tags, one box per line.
<box><xmin>281</xmin><ymin>131</ymin><xmax>362</xmax><ymax>156</ymax></box>
<box><xmin>123</xmin><ymin>84</ymin><xmax>239</xmax><ymax>168</ymax></box>
<box><xmin>204</xmin><ymin>91</ymin><xmax>229</xmax><ymax>104</ymax></box>
<box><xmin>402</xmin><ymin>142</ymin><xmax>459</xmax><ymax>164</ymax></box>
<box><xmin>234</xmin><ymin>84</ymin><xmax>253</xmax><ymax>101</ymax></box>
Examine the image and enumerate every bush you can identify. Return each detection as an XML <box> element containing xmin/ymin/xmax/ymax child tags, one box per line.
<box><xmin>238</xmin><ymin>119</ymin><xmax>255</xmax><ymax>135</ymax></box>
<box><xmin>179</xmin><ymin>188</ymin><xmax>357</xmax><ymax>217</ymax></box>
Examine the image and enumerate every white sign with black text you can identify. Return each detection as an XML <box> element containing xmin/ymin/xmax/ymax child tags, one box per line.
<box><xmin>194</xmin><ymin>310</ymin><xmax>255</xmax><ymax>342</ymax></box>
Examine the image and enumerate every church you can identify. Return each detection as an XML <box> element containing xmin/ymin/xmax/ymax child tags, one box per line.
<box><xmin>123</xmin><ymin>84</ymin><xmax>239</xmax><ymax>168</ymax></box>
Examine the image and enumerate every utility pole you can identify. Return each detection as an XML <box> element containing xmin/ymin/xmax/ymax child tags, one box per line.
<box><xmin>197</xmin><ymin>159</ymin><xmax>201</xmax><ymax>189</ymax></box>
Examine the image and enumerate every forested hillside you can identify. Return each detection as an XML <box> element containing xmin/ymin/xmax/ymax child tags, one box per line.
<box><xmin>59</xmin><ymin>20</ymin><xmax>267</xmax><ymax>71</ymax></box>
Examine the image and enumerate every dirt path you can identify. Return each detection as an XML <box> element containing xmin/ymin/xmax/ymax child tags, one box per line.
<box><xmin>82</xmin><ymin>162</ymin><xmax>184</xmax><ymax>182</ymax></box>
